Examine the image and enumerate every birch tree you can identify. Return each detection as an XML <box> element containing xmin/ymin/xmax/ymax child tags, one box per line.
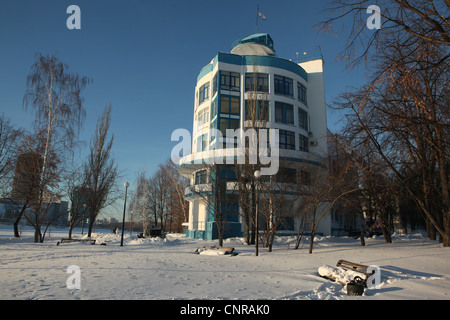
<box><xmin>22</xmin><ymin>54</ymin><xmax>90</xmax><ymax>242</ymax></box>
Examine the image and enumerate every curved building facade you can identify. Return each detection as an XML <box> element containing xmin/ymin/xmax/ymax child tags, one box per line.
<box><xmin>179</xmin><ymin>34</ymin><xmax>329</xmax><ymax>240</ymax></box>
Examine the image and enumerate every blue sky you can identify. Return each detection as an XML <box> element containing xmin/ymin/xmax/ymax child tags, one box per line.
<box><xmin>0</xmin><ymin>0</ymin><xmax>368</xmax><ymax>219</ymax></box>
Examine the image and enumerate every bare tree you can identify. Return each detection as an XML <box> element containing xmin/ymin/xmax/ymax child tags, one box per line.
<box><xmin>319</xmin><ymin>0</ymin><xmax>450</xmax><ymax>67</ymax></box>
<box><xmin>65</xmin><ymin>166</ymin><xmax>89</xmax><ymax>239</ymax></box>
<box><xmin>160</xmin><ymin>159</ymin><xmax>190</xmax><ymax>232</ymax></box>
<box><xmin>334</xmin><ymin>38</ymin><xmax>449</xmax><ymax>245</ymax></box>
<box><xmin>0</xmin><ymin>115</ymin><xmax>23</xmax><ymax>237</ymax></box>
<box><xmin>22</xmin><ymin>54</ymin><xmax>90</xmax><ymax>242</ymax></box>
<box><xmin>84</xmin><ymin>105</ymin><xmax>119</xmax><ymax>237</ymax></box>
<box><xmin>321</xmin><ymin>0</ymin><xmax>449</xmax><ymax>246</ymax></box>
<box><xmin>294</xmin><ymin>156</ymin><xmax>361</xmax><ymax>254</ymax></box>
<box><xmin>253</xmin><ymin>165</ymin><xmax>299</xmax><ymax>252</ymax></box>
<box><xmin>235</xmin><ymin>62</ymin><xmax>270</xmax><ymax>245</ymax></box>
<box><xmin>153</xmin><ymin>165</ymin><xmax>170</xmax><ymax>230</ymax></box>
<box><xmin>0</xmin><ymin>115</ymin><xmax>19</xmax><ymax>193</ymax></box>
<box><xmin>8</xmin><ymin>132</ymin><xmax>42</xmax><ymax>237</ymax></box>
<box><xmin>135</xmin><ymin>171</ymin><xmax>150</xmax><ymax>234</ymax></box>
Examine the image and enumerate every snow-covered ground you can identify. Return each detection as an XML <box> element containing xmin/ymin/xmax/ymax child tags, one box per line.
<box><xmin>0</xmin><ymin>224</ymin><xmax>449</xmax><ymax>300</ymax></box>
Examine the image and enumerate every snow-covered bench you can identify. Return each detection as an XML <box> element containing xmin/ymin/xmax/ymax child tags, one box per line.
<box><xmin>318</xmin><ymin>260</ymin><xmax>370</xmax><ymax>285</ymax></box>
<box><xmin>195</xmin><ymin>245</ymin><xmax>236</xmax><ymax>255</ymax></box>
<box><xmin>336</xmin><ymin>259</ymin><xmax>371</xmax><ymax>277</ymax></box>
<box><xmin>56</xmin><ymin>238</ymin><xmax>96</xmax><ymax>245</ymax></box>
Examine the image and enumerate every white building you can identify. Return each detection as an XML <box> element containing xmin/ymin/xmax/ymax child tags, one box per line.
<box><xmin>179</xmin><ymin>34</ymin><xmax>330</xmax><ymax>240</ymax></box>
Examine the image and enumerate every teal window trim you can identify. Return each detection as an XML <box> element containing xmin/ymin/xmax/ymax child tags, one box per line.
<box><xmin>220</xmin><ymin>95</ymin><xmax>240</xmax><ymax>116</ymax></box>
<box><xmin>245</xmin><ymin>73</ymin><xmax>269</xmax><ymax>92</ymax></box>
<box><xmin>196</xmin><ymin>133</ymin><xmax>209</xmax><ymax>152</ymax></box>
<box><xmin>211</xmin><ymin>97</ymin><xmax>218</xmax><ymax>121</ymax></box>
<box><xmin>199</xmin><ymin>82</ymin><xmax>210</xmax><ymax>104</ymax></box>
<box><xmin>274</xmin><ymin>75</ymin><xmax>293</xmax><ymax>97</ymax></box>
<box><xmin>195</xmin><ymin>170</ymin><xmax>208</xmax><ymax>185</ymax></box>
<box><xmin>220</xmin><ymin>71</ymin><xmax>240</xmax><ymax>92</ymax></box>
<box><xmin>219</xmin><ymin>117</ymin><xmax>240</xmax><ymax>137</ymax></box>
<box><xmin>275</xmin><ymin>102</ymin><xmax>294</xmax><ymax>125</ymax></box>
<box><xmin>298</xmin><ymin>108</ymin><xmax>308</xmax><ymax>131</ymax></box>
<box><xmin>212</xmin><ymin>73</ymin><xmax>218</xmax><ymax>97</ymax></box>
<box><xmin>297</xmin><ymin>82</ymin><xmax>307</xmax><ymax>106</ymax></box>
<box><xmin>299</xmin><ymin>134</ymin><xmax>309</xmax><ymax>152</ymax></box>
<box><xmin>279</xmin><ymin>130</ymin><xmax>295</xmax><ymax>150</ymax></box>
<box><xmin>245</xmin><ymin>100</ymin><xmax>269</xmax><ymax>122</ymax></box>
<box><xmin>210</xmin><ymin>118</ymin><xmax>217</xmax><ymax>145</ymax></box>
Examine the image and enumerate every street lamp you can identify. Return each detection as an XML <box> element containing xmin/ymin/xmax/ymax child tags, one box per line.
<box><xmin>120</xmin><ymin>182</ymin><xmax>130</xmax><ymax>247</ymax></box>
<box><xmin>254</xmin><ymin>170</ymin><xmax>261</xmax><ymax>256</ymax></box>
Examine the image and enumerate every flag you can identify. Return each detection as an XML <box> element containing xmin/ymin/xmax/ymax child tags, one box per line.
<box><xmin>258</xmin><ymin>11</ymin><xmax>266</xmax><ymax>20</ymax></box>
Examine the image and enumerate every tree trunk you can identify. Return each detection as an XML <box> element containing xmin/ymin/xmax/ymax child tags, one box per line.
<box><xmin>294</xmin><ymin>214</ymin><xmax>306</xmax><ymax>250</ymax></box>
<box><xmin>360</xmin><ymin>211</ymin><xmax>366</xmax><ymax>246</ymax></box>
<box><xmin>426</xmin><ymin>216</ymin><xmax>437</xmax><ymax>240</ymax></box>
<box><xmin>13</xmin><ymin>202</ymin><xmax>28</xmax><ymax>238</ymax></box>
<box><xmin>309</xmin><ymin>229</ymin><xmax>315</xmax><ymax>254</ymax></box>
<box><xmin>88</xmin><ymin>213</ymin><xmax>95</xmax><ymax>238</ymax></box>
<box><xmin>244</xmin><ymin>207</ymin><xmax>250</xmax><ymax>245</ymax></box>
<box><xmin>68</xmin><ymin>224</ymin><xmax>73</xmax><ymax>240</ymax></box>
<box><xmin>309</xmin><ymin>217</ymin><xmax>316</xmax><ymax>254</ymax></box>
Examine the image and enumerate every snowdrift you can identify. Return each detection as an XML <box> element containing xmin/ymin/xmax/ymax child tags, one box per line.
<box><xmin>318</xmin><ymin>265</ymin><xmax>367</xmax><ymax>285</ymax></box>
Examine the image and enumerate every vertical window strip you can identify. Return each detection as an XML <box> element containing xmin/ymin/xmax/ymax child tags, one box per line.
<box><xmin>279</xmin><ymin>130</ymin><xmax>295</xmax><ymax>150</ymax></box>
<box><xmin>245</xmin><ymin>73</ymin><xmax>268</xmax><ymax>92</ymax></box>
<box><xmin>298</xmin><ymin>109</ymin><xmax>308</xmax><ymax>131</ymax></box>
<box><xmin>220</xmin><ymin>71</ymin><xmax>240</xmax><ymax>91</ymax></box>
<box><xmin>274</xmin><ymin>75</ymin><xmax>293</xmax><ymax>97</ymax></box>
<box><xmin>220</xmin><ymin>96</ymin><xmax>240</xmax><ymax>116</ymax></box>
<box><xmin>275</xmin><ymin>102</ymin><xmax>294</xmax><ymax>125</ymax></box>
<box><xmin>297</xmin><ymin>82</ymin><xmax>307</xmax><ymax>105</ymax></box>
<box><xmin>299</xmin><ymin>134</ymin><xmax>309</xmax><ymax>152</ymax></box>
<box><xmin>199</xmin><ymin>82</ymin><xmax>210</xmax><ymax>104</ymax></box>
<box><xmin>245</xmin><ymin>100</ymin><xmax>269</xmax><ymax>121</ymax></box>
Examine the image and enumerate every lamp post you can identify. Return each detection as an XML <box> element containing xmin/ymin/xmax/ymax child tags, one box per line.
<box><xmin>254</xmin><ymin>170</ymin><xmax>261</xmax><ymax>256</ymax></box>
<box><xmin>120</xmin><ymin>182</ymin><xmax>129</xmax><ymax>247</ymax></box>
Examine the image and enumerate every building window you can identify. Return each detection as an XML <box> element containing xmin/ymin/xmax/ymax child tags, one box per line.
<box><xmin>245</xmin><ymin>73</ymin><xmax>269</xmax><ymax>92</ymax></box>
<box><xmin>245</xmin><ymin>100</ymin><xmax>269</xmax><ymax>121</ymax></box>
<box><xmin>279</xmin><ymin>130</ymin><xmax>295</xmax><ymax>150</ymax></box>
<box><xmin>195</xmin><ymin>170</ymin><xmax>208</xmax><ymax>185</ymax></box>
<box><xmin>219</xmin><ymin>118</ymin><xmax>240</xmax><ymax>137</ymax></box>
<box><xmin>217</xmin><ymin>164</ymin><xmax>237</xmax><ymax>181</ymax></box>
<box><xmin>276</xmin><ymin>167</ymin><xmax>297</xmax><ymax>183</ymax></box>
<box><xmin>196</xmin><ymin>133</ymin><xmax>209</xmax><ymax>152</ymax></box>
<box><xmin>195</xmin><ymin>109</ymin><xmax>209</xmax><ymax>130</ymax></box>
<box><xmin>210</xmin><ymin>118</ymin><xmax>217</xmax><ymax>144</ymax></box>
<box><xmin>220</xmin><ymin>96</ymin><xmax>240</xmax><ymax>115</ymax></box>
<box><xmin>275</xmin><ymin>102</ymin><xmax>294</xmax><ymax>125</ymax></box>
<box><xmin>297</xmin><ymin>82</ymin><xmax>307</xmax><ymax>105</ymax></box>
<box><xmin>274</xmin><ymin>75</ymin><xmax>293</xmax><ymax>97</ymax></box>
<box><xmin>211</xmin><ymin>98</ymin><xmax>218</xmax><ymax>120</ymax></box>
<box><xmin>220</xmin><ymin>71</ymin><xmax>240</xmax><ymax>91</ymax></box>
<box><xmin>299</xmin><ymin>134</ymin><xmax>309</xmax><ymax>152</ymax></box>
<box><xmin>199</xmin><ymin>82</ymin><xmax>210</xmax><ymax>104</ymax></box>
<box><xmin>212</xmin><ymin>73</ymin><xmax>218</xmax><ymax>97</ymax></box>
<box><xmin>298</xmin><ymin>170</ymin><xmax>311</xmax><ymax>185</ymax></box>
<box><xmin>298</xmin><ymin>109</ymin><xmax>308</xmax><ymax>131</ymax></box>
